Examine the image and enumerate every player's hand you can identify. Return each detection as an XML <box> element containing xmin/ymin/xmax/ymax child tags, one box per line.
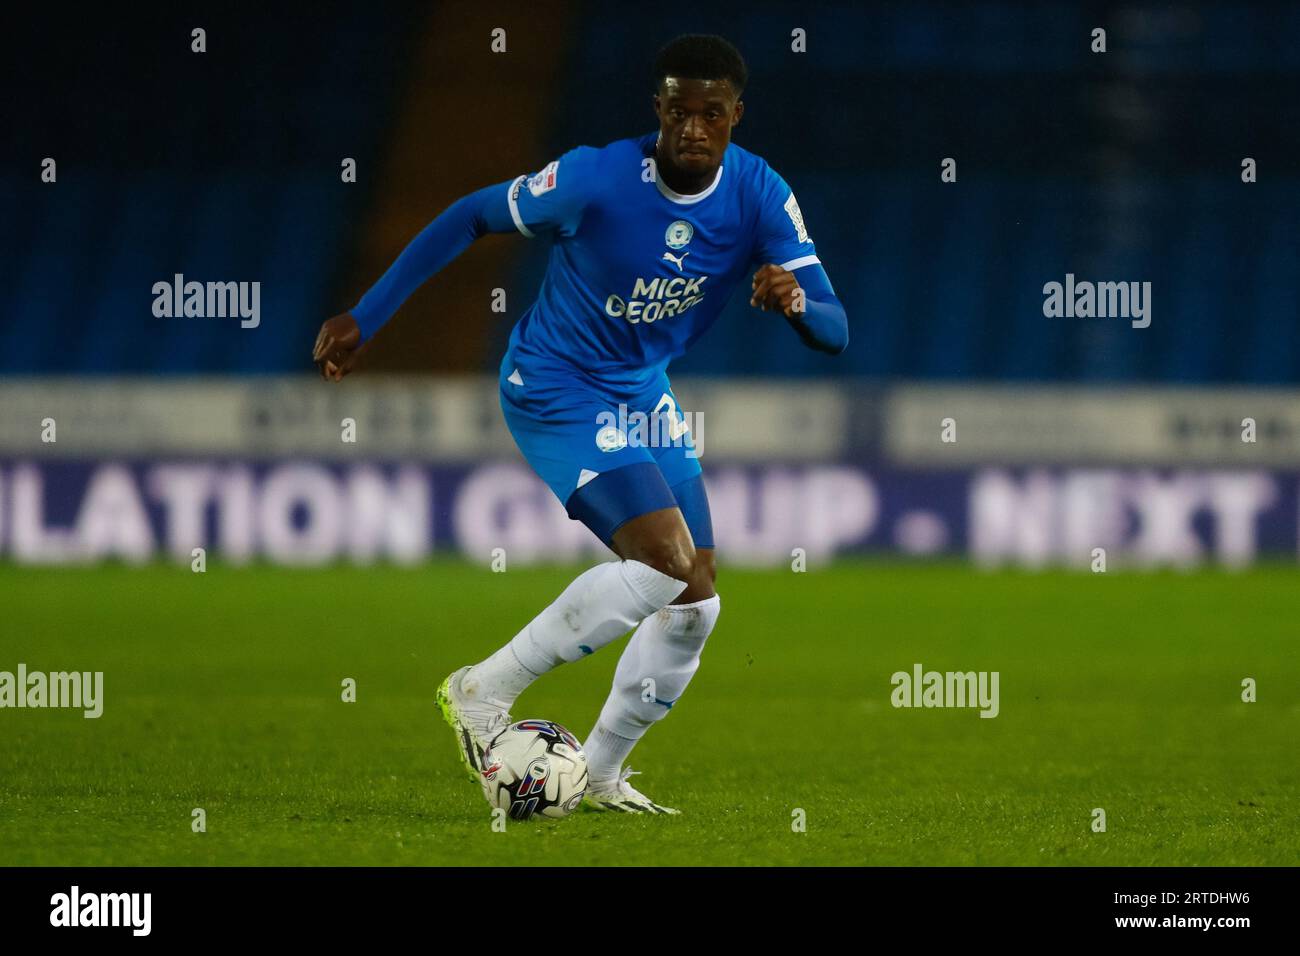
<box><xmin>750</xmin><ymin>264</ymin><xmax>805</xmax><ymax>318</ymax></box>
<box><xmin>312</xmin><ymin>312</ymin><xmax>365</xmax><ymax>382</ymax></box>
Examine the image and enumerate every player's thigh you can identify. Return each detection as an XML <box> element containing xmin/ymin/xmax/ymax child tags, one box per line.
<box><xmin>606</xmin><ymin>379</ymin><xmax>716</xmax><ymax>591</ymax></box>
<box><xmin>561</xmin><ymin>456</ymin><xmax>715</xmax><ymax>598</ymax></box>
<box><xmin>609</xmin><ymin>508</ymin><xmax>715</xmax><ymax>602</ymax></box>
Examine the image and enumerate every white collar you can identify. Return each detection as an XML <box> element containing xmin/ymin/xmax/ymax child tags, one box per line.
<box><xmin>654</xmin><ymin>162</ymin><xmax>724</xmax><ymax>204</ymax></box>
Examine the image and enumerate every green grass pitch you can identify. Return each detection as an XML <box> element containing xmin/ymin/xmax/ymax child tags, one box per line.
<box><xmin>1</xmin><ymin>560</ymin><xmax>1296</xmax><ymax>866</ymax></box>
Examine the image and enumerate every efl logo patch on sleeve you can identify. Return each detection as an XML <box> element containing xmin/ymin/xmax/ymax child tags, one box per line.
<box><xmin>527</xmin><ymin>160</ymin><xmax>560</xmax><ymax>197</ymax></box>
<box><xmin>784</xmin><ymin>192</ymin><xmax>812</xmax><ymax>244</ymax></box>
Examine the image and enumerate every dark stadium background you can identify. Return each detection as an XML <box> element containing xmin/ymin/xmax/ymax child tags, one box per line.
<box><xmin>6</xmin><ymin>1</ymin><xmax>1297</xmax><ymax>382</ymax></box>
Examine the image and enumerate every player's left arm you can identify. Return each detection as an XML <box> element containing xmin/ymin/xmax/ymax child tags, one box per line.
<box><xmin>750</xmin><ymin>261</ymin><xmax>848</xmax><ymax>355</ymax></box>
<box><xmin>749</xmin><ymin>166</ymin><xmax>848</xmax><ymax>355</ymax></box>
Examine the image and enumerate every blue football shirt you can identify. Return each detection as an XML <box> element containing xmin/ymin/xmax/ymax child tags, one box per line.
<box><xmin>500</xmin><ymin>132</ymin><xmax>825</xmax><ymax>395</ymax></box>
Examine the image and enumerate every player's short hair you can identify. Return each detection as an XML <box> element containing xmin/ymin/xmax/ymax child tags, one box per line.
<box><xmin>652</xmin><ymin>34</ymin><xmax>748</xmax><ymax>97</ymax></box>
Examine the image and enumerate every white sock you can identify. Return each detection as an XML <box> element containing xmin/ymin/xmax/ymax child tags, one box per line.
<box><xmin>465</xmin><ymin>560</ymin><xmax>687</xmax><ymax>711</ymax></box>
<box><xmin>586</xmin><ymin>594</ymin><xmax>722</xmax><ymax>786</ymax></box>
<box><xmin>584</xmin><ymin>723</ymin><xmax>638</xmax><ymax>787</ymax></box>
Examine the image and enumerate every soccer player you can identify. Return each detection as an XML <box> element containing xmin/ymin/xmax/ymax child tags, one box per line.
<box><xmin>312</xmin><ymin>35</ymin><xmax>848</xmax><ymax>813</ymax></box>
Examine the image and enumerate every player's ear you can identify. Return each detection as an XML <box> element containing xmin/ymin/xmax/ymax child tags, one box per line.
<box><xmin>732</xmin><ymin>98</ymin><xmax>744</xmax><ymax>127</ymax></box>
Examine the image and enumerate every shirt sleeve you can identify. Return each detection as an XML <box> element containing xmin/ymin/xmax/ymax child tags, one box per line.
<box><xmin>781</xmin><ymin>260</ymin><xmax>849</xmax><ymax>355</ymax></box>
<box><xmin>505</xmin><ymin>146</ymin><xmax>599</xmax><ymax>239</ymax></box>
<box><xmin>350</xmin><ymin>180</ymin><xmax>519</xmax><ymax>342</ymax></box>
<box><xmin>750</xmin><ymin>163</ymin><xmax>821</xmax><ymax>273</ymax></box>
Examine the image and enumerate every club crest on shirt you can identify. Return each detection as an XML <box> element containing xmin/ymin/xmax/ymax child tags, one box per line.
<box><xmin>784</xmin><ymin>192</ymin><xmax>812</xmax><ymax>243</ymax></box>
<box><xmin>527</xmin><ymin>160</ymin><xmax>560</xmax><ymax>197</ymax></box>
<box><xmin>665</xmin><ymin>220</ymin><xmax>694</xmax><ymax>250</ymax></box>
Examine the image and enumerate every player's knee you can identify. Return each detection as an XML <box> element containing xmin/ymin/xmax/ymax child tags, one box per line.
<box><xmin>631</xmin><ymin>539</ymin><xmax>696</xmax><ymax>584</ymax></box>
<box><xmin>675</xmin><ymin>550</ymin><xmax>716</xmax><ymax>602</ymax></box>
<box><xmin>661</xmin><ymin>546</ymin><xmax>698</xmax><ymax>585</ymax></box>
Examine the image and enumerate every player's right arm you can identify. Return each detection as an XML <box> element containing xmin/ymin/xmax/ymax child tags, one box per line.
<box><xmin>313</xmin><ymin>149</ymin><xmax>596</xmax><ymax>381</ymax></box>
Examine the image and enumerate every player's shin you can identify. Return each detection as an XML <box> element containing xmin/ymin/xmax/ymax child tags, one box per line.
<box><xmin>463</xmin><ymin>559</ymin><xmax>687</xmax><ymax>711</ymax></box>
<box><xmin>584</xmin><ymin>594</ymin><xmax>722</xmax><ymax>787</ymax></box>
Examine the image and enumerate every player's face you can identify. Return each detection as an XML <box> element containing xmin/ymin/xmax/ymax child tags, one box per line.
<box><xmin>654</xmin><ymin>77</ymin><xmax>743</xmax><ymax>177</ymax></box>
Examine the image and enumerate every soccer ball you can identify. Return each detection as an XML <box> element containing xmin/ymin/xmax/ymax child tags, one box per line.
<box><xmin>479</xmin><ymin>719</ymin><xmax>589</xmax><ymax>820</ymax></box>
